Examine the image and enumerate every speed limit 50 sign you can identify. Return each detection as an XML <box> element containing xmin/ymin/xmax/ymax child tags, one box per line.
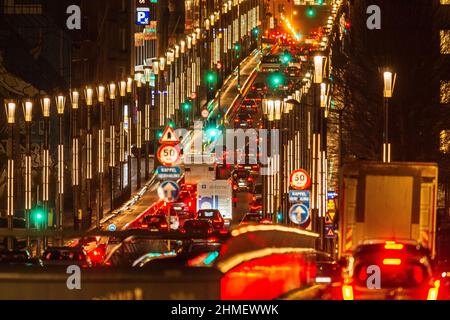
<box><xmin>157</xmin><ymin>144</ymin><xmax>180</xmax><ymax>166</ymax></box>
<box><xmin>289</xmin><ymin>169</ymin><xmax>311</xmax><ymax>190</ymax></box>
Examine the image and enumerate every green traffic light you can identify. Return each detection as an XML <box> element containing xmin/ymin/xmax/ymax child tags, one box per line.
<box><xmin>234</xmin><ymin>43</ymin><xmax>241</xmax><ymax>51</ymax></box>
<box><xmin>307</xmin><ymin>6</ymin><xmax>316</xmax><ymax>17</ymax></box>
<box><xmin>281</xmin><ymin>54</ymin><xmax>291</xmax><ymax>64</ymax></box>
<box><xmin>157</xmin><ymin>131</ymin><xmax>163</xmax><ymax>138</ymax></box>
<box><xmin>253</xmin><ymin>28</ymin><xmax>259</xmax><ymax>35</ymax></box>
<box><xmin>182</xmin><ymin>101</ymin><xmax>191</xmax><ymax>111</ymax></box>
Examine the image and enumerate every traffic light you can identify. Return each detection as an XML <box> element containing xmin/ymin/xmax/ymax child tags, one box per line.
<box><xmin>253</xmin><ymin>28</ymin><xmax>259</xmax><ymax>36</ymax></box>
<box><xmin>268</xmin><ymin>72</ymin><xmax>285</xmax><ymax>89</ymax></box>
<box><xmin>306</xmin><ymin>6</ymin><xmax>316</xmax><ymax>18</ymax></box>
<box><xmin>157</xmin><ymin>129</ymin><xmax>163</xmax><ymax>139</ymax></box>
<box><xmin>316</xmin><ymin>0</ymin><xmax>324</xmax><ymax>5</ymax></box>
<box><xmin>281</xmin><ymin>53</ymin><xmax>291</xmax><ymax>64</ymax></box>
<box><xmin>31</xmin><ymin>205</ymin><xmax>46</xmax><ymax>227</ymax></box>
<box><xmin>182</xmin><ymin>100</ymin><xmax>192</xmax><ymax>111</ymax></box>
<box><xmin>234</xmin><ymin>43</ymin><xmax>241</xmax><ymax>58</ymax></box>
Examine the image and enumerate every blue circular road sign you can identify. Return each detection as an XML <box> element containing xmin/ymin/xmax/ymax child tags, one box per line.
<box><xmin>157</xmin><ymin>180</ymin><xmax>181</xmax><ymax>203</ymax></box>
<box><xmin>108</xmin><ymin>224</ymin><xmax>117</xmax><ymax>232</ymax></box>
<box><xmin>289</xmin><ymin>203</ymin><xmax>310</xmax><ymax>225</ymax></box>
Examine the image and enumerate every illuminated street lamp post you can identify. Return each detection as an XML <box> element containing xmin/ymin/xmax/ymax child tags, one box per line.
<box><xmin>144</xmin><ymin>66</ymin><xmax>151</xmax><ymax>180</ymax></box>
<box><xmin>383</xmin><ymin>70</ymin><xmax>396</xmax><ymax>163</ymax></box>
<box><xmin>22</xmin><ymin>99</ymin><xmax>33</xmax><ymax>242</ymax></box>
<box><xmin>108</xmin><ymin>83</ymin><xmax>117</xmax><ymax>212</ymax></box>
<box><xmin>4</xmin><ymin>100</ymin><xmax>15</xmax><ymax>250</ymax></box>
<box><xmin>135</xmin><ymin>71</ymin><xmax>144</xmax><ymax>189</ymax></box>
<box><xmin>96</xmin><ymin>85</ymin><xmax>106</xmax><ymax>228</ymax></box>
<box><xmin>126</xmin><ymin>78</ymin><xmax>133</xmax><ymax>198</ymax></box>
<box><xmin>84</xmin><ymin>87</ymin><xmax>94</xmax><ymax>224</ymax></box>
<box><xmin>56</xmin><ymin>94</ymin><xmax>66</xmax><ymax>232</ymax></box>
<box><xmin>70</xmin><ymin>90</ymin><xmax>80</xmax><ymax>230</ymax></box>
<box><xmin>40</xmin><ymin>97</ymin><xmax>50</xmax><ymax>231</ymax></box>
<box><xmin>119</xmin><ymin>80</ymin><xmax>127</xmax><ymax>190</ymax></box>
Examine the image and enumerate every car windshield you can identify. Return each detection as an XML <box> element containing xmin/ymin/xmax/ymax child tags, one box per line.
<box><xmin>144</xmin><ymin>215</ymin><xmax>166</xmax><ymax>223</ymax></box>
<box><xmin>233</xmin><ymin>171</ymin><xmax>249</xmax><ymax>179</ymax></box>
<box><xmin>243</xmin><ymin>214</ymin><xmax>260</xmax><ymax>222</ymax></box>
<box><xmin>198</xmin><ymin>211</ymin><xmax>217</xmax><ymax>218</ymax></box>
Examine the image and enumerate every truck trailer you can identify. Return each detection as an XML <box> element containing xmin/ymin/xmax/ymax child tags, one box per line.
<box><xmin>339</xmin><ymin>161</ymin><xmax>438</xmax><ymax>258</ymax></box>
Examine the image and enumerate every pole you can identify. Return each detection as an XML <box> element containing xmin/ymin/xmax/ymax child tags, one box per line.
<box><xmin>127</xmin><ymin>89</ymin><xmax>133</xmax><ymax>198</ymax></box>
<box><xmin>98</xmin><ymin>101</ymin><xmax>104</xmax><ymax>229</ymax></box>
<box><xmin>7</xmin><ymin>120</ymin><xmax>14</xmax><ymax>251</ymax></box>
<box><xmin>144</xmin><ymin>83</ymin><xmax>150</xmax><ymax>180</ymax></box>
<box><xmin>25</xmin><ymin>118</ymin><xmax>31</xmax><ymax>247</ymax></box>
<box><xmin>136</xmin><ymin>83</ymin><xmax>142</xmax><ymax>189</ymax></box>
<box><xmin>87</xmin><ymin>103</ymin><xmax>93</xmax><ymax>224</ymax></box>
<box><xmin>109</xmin><ymin>98</ymin><xmax>116</xmax><ymax>212</ymax></box>
<box><xmin>72</xmin><ymin>106</ymin><xmax>80</xmax><ymax>230</ymax></box>
<box><xmin>58</xmin><ymin>114</ymin><xmax>64</xmax><ymax>233</ymax></box>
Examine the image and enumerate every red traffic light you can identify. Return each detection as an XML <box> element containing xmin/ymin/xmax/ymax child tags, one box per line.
<box><xmin>216</xmin><ymin>62</ymin><xmax>223</xmax><ymax>70</ymax></box>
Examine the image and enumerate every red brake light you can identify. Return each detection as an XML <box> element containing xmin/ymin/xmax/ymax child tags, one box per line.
<box><xmin>160</xmin><ymin>223</ymin><xmax>168</xmax><ymax>228</ymax></box>
<box><xmin>384</xmin><ymin>241</ymin><xmax>404</xmax><ymax>250</ymax></box>
<box><xmin>382</xmin><ymin>258</ymin><xmax>402</xmax><ymax>266</ymax></box>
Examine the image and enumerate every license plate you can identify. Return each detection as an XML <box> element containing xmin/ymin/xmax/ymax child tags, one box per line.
<box><xmin>174</xmin><ymin>207</ymin><xmax>182</xmax><ymax>210</ymax></box>
<box><xmin>150</xmin><ymin>229</ymin><xmax>159</xmax><ymax>232</ymax></box>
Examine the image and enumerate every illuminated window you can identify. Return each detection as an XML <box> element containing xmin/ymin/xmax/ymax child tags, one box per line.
<box><xmin>441</xmin><ymin>0</ymin><xmax>450</xmax><ymax>4</ymax></box>
<box><xmin>441</xmin><ymin>30</ymin><xmax>450</xmax><ymax>54</ymax></box>
<box><xmin>440</xmin><ymin>81</ymin><xmax>450</xmax><ymax>103</ymax></box>
<box><xmin>440</xmin><ymin>130</ymin><xmax>450</xmax><ymax>154</ymax></box>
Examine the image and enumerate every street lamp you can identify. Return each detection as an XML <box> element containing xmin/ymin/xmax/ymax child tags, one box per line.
<box><xmin>96</xmin><ymin>85</ymin><xmax>106</xmax><ymax>229</ymax></box>
<box><xmin>22</xmin><ymin>99</ymin><xmax>33</xmax><ymax>239</ymax></box>
<box><xmin>383</xmin><ymin>70</ymin><xmax>396</xmax><ymax>163</ymax></box>
<box><xmin>40</xmin><ymin>97</ymin><xmax>50</xmax><ymax>225</ymax></box>
<box><xmin>84</xmin><ymin>87</ymin><xmax>94</xmax><ymax>226</ymax></box>
<box><xmin>108</xmin><ymin>82</ymin><xmax>117</xmax><ymax>212</ymax></box>
<box><xmin>119</xmin><ymin>80</ymin><xmax>127</xmax><ymax>192</ymax></box>
<box><xmin>126</xmin><ymin>77</ymin><xmax>133</xmax><ymax>197</ymax></box>
<box><xmin>144</xmin><ymin>66</ymin><xmax>152</xmax><ymax>180</ymax></box>
<box><xmin>135</xmin><ymin>71</ymin><xmax>144</xmax><ymax>189</ymax></box>
<box><xmin>4</xmin><ymin>100</ymin><xmax>15</xmax><ymax>250</ymax></box>
<box><xmin>56</xmin><ymin>94</ymin><xmax>66</xmax><ymax>232</ymax></box>
<box><xmin>70</xmin><ymin>90</ymin><xmax>80</xmax><ymax>230</ymax></box>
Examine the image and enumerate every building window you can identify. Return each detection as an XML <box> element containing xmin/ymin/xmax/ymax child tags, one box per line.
<box><xmin>441</xmin><ymin>0</ymin><xmax>450</xmax><ymax>4</ymax></box>
<box><xmin>440</xmin><ymin>130</ymin><xmax>450</xmax><ymax>154</ymax></box>
<box><xmin>440</xmin><ymin>81</ymin><xmax>450</xmax><ymax>103</ymax></box>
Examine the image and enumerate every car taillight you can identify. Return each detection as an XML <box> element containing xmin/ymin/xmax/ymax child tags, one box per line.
<box><xmin>207</xmin><ymin>228</ymin><xmax>213</xmax><ymax>234</ymax></box>
<box><xmin>384</xmin><ymin>241</ymin><xmax>404</xmax><ymax>250</ymax></box>
<box><xmin>252</xmin><ymin>196</ymin><xmax>256</xmax><ymax>201</ymax></box>
<box><xmin>160</xmin><ymin>223</ymin><xmax>168</xmax><ymax>228</ymax></box>
<box><xmin>180</xmin><ymin>229</ymin><xmax>186</xmax><ymax>234</ymax></box>
<box><xmin>248</xmin><ymin>177</ymin><xmax>253</xmax><ymax>182</ymax></box>
<box><xmin>233</xmin><ymin>184</ymin><xmax>238</xmax><ymax>191</ymax></box>
<box><xmin>141</xmin><ymin>224</ymin><xmax>148</xmax><ymax>228</ymax></box>
<box><xmin>382</xmin><ymin>258</ymin><xmax>402</xmax><ymax>266</ymax></box>
<box><xmin>427</xmin><ymin>280</ymin><xmax>440</xmax><ymax>300</ymax></box>
<box><xmin>342</xmin><ymin>285</ymin><xmax>354</xmax><ymax>300</ymax></box>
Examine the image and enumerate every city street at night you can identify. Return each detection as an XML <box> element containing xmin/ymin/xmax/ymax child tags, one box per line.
<box><xmin>1</xmin><ymin>0</ymin><xmax>450</xmax><ymax>313</ymax></box>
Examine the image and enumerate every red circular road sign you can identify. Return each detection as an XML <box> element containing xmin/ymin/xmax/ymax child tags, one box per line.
<box><xmin>289</xmin><ymin>169</ymin><xmax>311</xmax><ymax>190</ymax></box>
<box><xmin>157</xmin><ymin>144</ymin><xmax>180</xmax><ymax>166</ymax></box>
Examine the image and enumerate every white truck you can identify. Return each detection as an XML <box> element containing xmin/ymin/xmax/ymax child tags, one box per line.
<box><xmin>197</xmin><ymin>180</ymin><xmax>233</xmax><ymax>221</ymax></box>
<box><xmin>339</xmin><ymin>161</ymin><xmax>438</xmax><ymax>258</ymax></box>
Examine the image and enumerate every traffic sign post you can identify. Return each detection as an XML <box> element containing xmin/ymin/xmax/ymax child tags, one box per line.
<box><xmin>157</xmin><ymin>144</ymin><xmax>180</xmax><ymax>166</ymax></box>
<box><xmin>288</xmin><ymin>203</ymin><xmax>310</xmax><ymax>228</ymax></box>
<box><xmin>157</xmin><ymin>181</ymin><xmax>180</xmax><ymax>203</ymax></box>
<box><xmin>156</xmin><ymin>166</ymin><xmax>181</xmax><ymax>180</ymax></box>
<box><xmin>159</xmin><ymin>126</ymin><xmax>180</xmax><ymax>145</ymax></box>
<box><xmin>289</xmin><ymin>190</ymin><xmax>310</xmax><ymax>205</ymax></box>
<box><xmin>289</xmin><ymin>169</ymin><xmax>312</xmax><ymax>190</ymax></box>
<box><xmin>325</xmin><ymin>225</ymin><xmax>336</xmax><ymax>239</ymax></box>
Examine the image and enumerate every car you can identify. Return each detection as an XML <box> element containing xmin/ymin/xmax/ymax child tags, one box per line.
<box><xmin>341</xmin><ymin>241</ymin><xmax>440</xmax><ymax>300</ymax></box>
<box><xmin>196</xmin><ymin>209</ymin><xmax>225</xmax><ymax>231</ymax></box>
<box><xmin>141</xmin><ymin>214</ymin><xmax>169</xmax><ymax>232</ymax></box>
<box><xmin>181</xmin><ymin>219</ymin><xmax>214</xmax><ymax>236</ymax></box>
<box><xmin>0</xmin><ymin>249</ymin><xmax>43</xmax><ymax>266</ymax></box>
<box><xmin>240</xmin><ymin>99</ymin><xmax>258</xmax><ymax>114</ymax></box>
<box><xmin>285</xmin><ymin>66</ymin><xmax>300</xmax><ymax>77</ymax></box>
<box><xmin>234</xmin><ymin>111</ymin><xmax>254</xmax><ymax>129</ymax></box>
<box><xmin>240</xmin><ymin>213</ymin><xmax>272</xmax><ymax>225</ymax></box>
<box><xmin>252</xmin><ymin>184</ymin><xmax>263</xmax><ymax>202</ymax></box>
<box><xmin>41</xmin><ymin>246</ymin><xmax>91</xmax><ymax>267</ymax></box>
<box><xmin>251</xmin><ymin>82</ymin><xmax>268</xmax><ymax>94</ymax></box>
<box><xmin>231</xmin><ymin>169</ymin><xmax>254</xmax><ymax>192</ymax></box>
